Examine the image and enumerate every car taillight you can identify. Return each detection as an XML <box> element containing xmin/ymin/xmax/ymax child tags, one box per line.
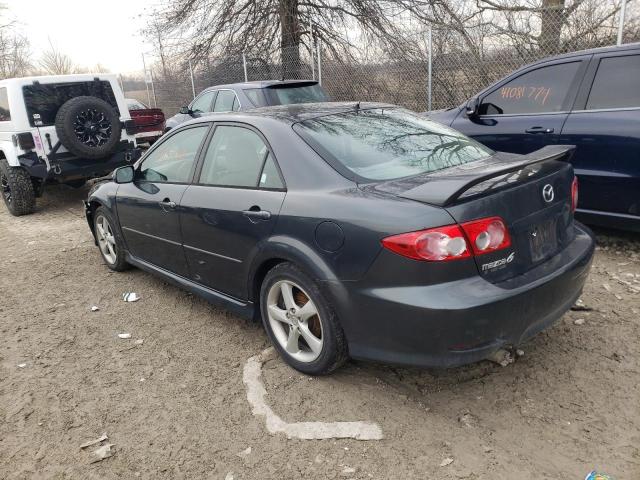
<box><xmin>382</xmin><ymin>216</ymin><xmax>511</xmax><ymax>262</ymax></box>
<box><xmin>382</xmin><ymin>225</ymin><xmax>471</xmax><ymax>261</ymax></box>
<box><xmin>460</xmin><ymin>216</ymin><xmax>511</xmax><ymax>255</ymax></box>
<box><xmin>571</xmin><ymin>176</ymin><xmax>579</xmax><ymax>213</ymax></box>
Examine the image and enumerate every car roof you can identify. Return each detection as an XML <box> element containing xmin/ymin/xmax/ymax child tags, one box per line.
<box><xmin>0</xmin><ymin>73</ymin><xmax>119</xmax><ymax>87</ymax></box>
<box><xmin>202</xmin><ymin>79</ymin><xmax>319</xmax><ymax>92</ymax></box>
<box><xmin>179</xmin><ymin>101</ymin><xmax>398</xmax><ymax>127</ymax></box>
<box><xmin>524</xmin><ymin>41</ymin><xmax>640</xmax><ymax>67</ymax></box>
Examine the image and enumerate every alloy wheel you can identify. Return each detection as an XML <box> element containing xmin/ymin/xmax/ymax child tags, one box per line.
<box><xmin>266</xmin><ymin>280</ymin><xmax>324</xmax><ymax>363</ymax></box>
<box><xmin>74</xmin><ymin>109</ymin><xmax>112</xmax><ymax>147</ymax></box>
<box><xmin>95</xmin><ymin>215</ymin><xmax>117</xmax><ymax>265</ymax></box>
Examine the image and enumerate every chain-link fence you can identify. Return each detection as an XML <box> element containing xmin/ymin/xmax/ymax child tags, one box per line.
<box><xmin>136</xmin><ymin>1</ymin><xmax>640</xmax><ymax>116</ymax></box>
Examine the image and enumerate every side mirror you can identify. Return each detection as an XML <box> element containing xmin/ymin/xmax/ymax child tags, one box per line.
<box><xmin>113</xmin><ymin>165</ymin><xmax>135</xmax><ymax>184</ymax></box>
<box><xmin>465</xmin><ymin>98</ymin><xmax>480</xmax><ymax>118</ymax></box>
<box><xmin>179</xmin><ymin>106</ymin><xmax>192</xmax><ymax>115</ymax></box>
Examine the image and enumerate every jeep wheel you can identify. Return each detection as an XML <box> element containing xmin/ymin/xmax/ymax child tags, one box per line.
<box><xmin>0</xmin><ymin>159</ymin><xmax>36</xmax><ymax>216</ymax></box>
<box><xmin>55</xmin><ymin>96</ymin><xmax>122</xmax><ymax>160</ymax></box>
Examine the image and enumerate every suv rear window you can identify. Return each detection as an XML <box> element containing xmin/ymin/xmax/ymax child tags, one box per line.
<box><xmin>244</xmin><ymin>84</ymin><xmax>328</xmax><ymax>107</ymax></box>
<box><xmin>23</xmin><ymin>81</ymin><xmax>119</xmax><ymax>127</ymax></box>
<box><xmin>294</xmin><ymin>108</ymin><xmax>492</xmax><ymax>181</ymax></box>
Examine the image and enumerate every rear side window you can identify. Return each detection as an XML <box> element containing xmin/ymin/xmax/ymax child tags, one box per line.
<box><xmin>213</xmin><ymin>90</ymin><xmax>238</xmax><ymax>112</ymax></box>
<box><xmin>139</xmin><ymin>126</ymin><xmax>208</xmax><ymax>183</ymax></box>
<box><xmin>259</xmin><ymin>154</ymin><xmax>284</xmax><ymax>189</ymax></box>
<box><xmin>586</xmin><ymin>55</ymin><xmax>640</xmax><ymax>110</ymax></box>
<box><xmin>294</xmin><ymin>108</ymin><xmax>492</xmax><ymax>181</ymax></box>
<box><xmin>479</xmin><ymin>62</ymin><xmax>581</xmax><ymax>115</ymax></box>
<box><xmin>0</xmin><ymin>87</ymin><xmax>10</xmax><ymax>121</ymax></box>
<box><xmin>22</xmin><ymin>81</ymin><xmax>118</xmax><ymax>127</ymax></box>
<box><xmin>200</xmin><ymin>125</ymin><xmax>281</xmax><ymax>188</ymax></box>
<box><xmin>244</xmin><ymin>88</ymin><xmax>268</xmax><ymax>107</ymax></box>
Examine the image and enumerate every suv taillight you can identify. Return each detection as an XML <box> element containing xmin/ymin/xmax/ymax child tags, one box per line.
<box><xmin>382</xmin><ymin>216</ymin><xmax>511</xmax><ymax>262</ymax></box>
<box><xmin>571</xmin><ymin>176</ymin><xmax>579</xmax><ymax>213</ymax></box>
<box><xmin>12</xmin><ymin>132</ymin><xmax>35</xmax><ymax>151</ymax></box>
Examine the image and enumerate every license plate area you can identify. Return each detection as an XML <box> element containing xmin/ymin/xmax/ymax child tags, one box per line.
<box><xmin>529</xmin><ymin>218</ymin><xmax>558</xmax><ymax>263</ymax></box>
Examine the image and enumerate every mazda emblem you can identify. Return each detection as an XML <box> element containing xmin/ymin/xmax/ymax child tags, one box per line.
<box><xmin>542</xmin><ymin>184</ymin><xmax>554</xmax><ymax>203</ymax></box>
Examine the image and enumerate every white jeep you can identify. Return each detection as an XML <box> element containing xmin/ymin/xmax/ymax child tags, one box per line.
<box><xmin>0</xmin><ymin>74</ymin><xmax>140</xmax><ymax>216</ymax></box>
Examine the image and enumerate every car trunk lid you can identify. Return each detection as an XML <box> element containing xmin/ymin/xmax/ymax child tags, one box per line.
<box><xmin>371</xmin><ymin>145</ymin><xmax>577</xmax><ymax>283</ymax></box>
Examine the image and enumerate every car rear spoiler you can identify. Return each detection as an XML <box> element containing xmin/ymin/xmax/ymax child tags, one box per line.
<box><xmin>397</xmin><ymin>145</ymin><xmax>576</xmax><ymax>207</ymax></box>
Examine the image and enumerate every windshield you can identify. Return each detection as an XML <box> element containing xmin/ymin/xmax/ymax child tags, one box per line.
<box><xmin>293</xmin><ymin>108</ymin><xmax>493</xmax><ymax>181</ymax></box>
<box><xmin>245</xmin><ymin>84</ymin><xmax>328</xmax><ymax>107</ymax></box>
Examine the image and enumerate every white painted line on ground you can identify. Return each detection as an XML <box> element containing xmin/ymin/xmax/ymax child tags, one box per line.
<box><xmin>243</xmin><ymin>348</ymin><xmax>384</xmax><ymax>440</ymax></box>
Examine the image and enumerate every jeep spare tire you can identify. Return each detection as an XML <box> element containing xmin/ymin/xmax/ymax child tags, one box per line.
<box><xmin>55</xmin><ymin>96</ymin><xmax>122</xmax><ymax>160</ymax></box>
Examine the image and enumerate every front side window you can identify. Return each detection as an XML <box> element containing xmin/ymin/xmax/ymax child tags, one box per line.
<box><xmin>139</xmin><ymin>126</ymin><xmax>208</xmax><ymax>183</ymax></box>
<box><xmin>0</xmin><ymin>87</ymin><xmax>10</xmax><ymax>121</ymax></box>
<box><xmin>191</xmin><ymin>91</ymin><xmax>215</xmax><ymax>113</ymax></box>
<box><xmin>294</xmin><ymin>108</ymin><xmax>492</xmax><ymax>181</ymax></box>
<box><xmin>586</xmin><ymin>55</ymin><xmax>640</xmax><ymax>110</ymax></box>
<box><xmin>213</xmin><ymin>90</ymin><xmax>238</xmax><ymax>112</ymax></box>
<box><xmin>200</xmin><ymin>125</ymin><xmax>281</xmax><ymax>188</ymax></box>
<box><xmin>479</xmin><ymin>62</ymin><xmax>581</xmax><ymax>115</ymax></box>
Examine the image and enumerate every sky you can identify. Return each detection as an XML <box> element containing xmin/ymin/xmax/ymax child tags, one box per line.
<box><xmin>4</xmin><ymin>0</ymin><xmax>154</xmax><ymax>74</ymax></box>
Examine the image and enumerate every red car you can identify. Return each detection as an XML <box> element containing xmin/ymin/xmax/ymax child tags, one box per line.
<box><xmin>126</xmin><ymin>98</ymin><xmax>165</xmax><ymax>145</ymax></box>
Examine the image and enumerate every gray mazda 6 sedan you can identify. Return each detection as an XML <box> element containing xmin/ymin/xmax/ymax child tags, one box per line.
<box><xmin>84</xmin><ymin>102</ymin><xmax>594</xmax><ymax>375</ymax></box>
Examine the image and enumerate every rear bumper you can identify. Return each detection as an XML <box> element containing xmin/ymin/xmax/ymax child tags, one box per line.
<box><xmin>18</xmin><ymin>147</ymin><xmax>141</xmax><ymax>181</ymax></box>
<box><xmin>329</xmin><ymin>223</ymin><xmax>595</xmax><ymax>368</ymax></box>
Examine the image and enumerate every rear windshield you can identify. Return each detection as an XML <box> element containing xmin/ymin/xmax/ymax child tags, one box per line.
<box><xmin>244</xmin><ymin>84</ymin><xmax>328</xmax><ymax>107</ymax></box>
<box><xmin>127</xmin><ymin>99</ymin><xmax>148</xmax><ymax>110</ymax></box>
<box><xmin>23</xmin><ymin>81</ymin><xmax>119</xmax><ymax>127</ymax></box>
<box><xmin>293</xmin><ymin>108</ymin><xmax>493</xmax><ymax>181</ymax></box>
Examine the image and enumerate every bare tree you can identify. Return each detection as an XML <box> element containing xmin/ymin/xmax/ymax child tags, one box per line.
<box><xmin>0</xmin><ymin>2</ymin><xmax>32</xmax><ymax>78</ymax></box>
<box><xmin>0</xmin><ymin>30</ymin><xmax>31</xmax><ymax>78</ymax></box>
<box><xmin>145</xmin><ymin>0</ymin><xmax>403</xmax><ymax>78</ymax></box>
<box><xmin>39</xmin><ymin>40</ymin><xmax>75</xmax><ymax>75</ymax></box>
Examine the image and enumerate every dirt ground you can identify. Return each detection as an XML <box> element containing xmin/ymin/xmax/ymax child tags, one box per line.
<box><xmin>1</xmin><ymin>184</ymin><xmax>639</xmax><ymax>480</ymax></box>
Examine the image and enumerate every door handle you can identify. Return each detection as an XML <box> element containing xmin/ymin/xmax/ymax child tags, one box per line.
<box><xmin>159</xmin><ymin>198</ymin><xmax>177</xmax><ymax>209</ymax></box>
<box><xmin>242</xmin><ymin>207</ymin><xmax>271</xmax><ymax>220</ymax></box>
<box><xmin>525</xmin><ymin>126</ymin><xmax>554</xmax><ymax>134</ymax></box>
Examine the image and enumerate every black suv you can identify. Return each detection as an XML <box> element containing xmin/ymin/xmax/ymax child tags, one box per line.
<box><xmin>429</xmin><ymin>43</ymin><xmax>640</xmax><ymax>232</ymax></box>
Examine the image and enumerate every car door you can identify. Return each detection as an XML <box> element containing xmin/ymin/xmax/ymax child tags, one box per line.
<box><xmin>451</xmin><ymin>58</ymin><xmax>589</xmax><ymax>154</ymax></box>
<box><xmin>116</xmin><ymin>124</ymin><xmax>210</xmax><ymax>276</ymax></box>
<box><xmin>560</xmin><ymin>51</ymin><xmax>640</xmax><ymax>220</ymax></box>
<box><xmin>180</xmin><ymin>123</ymin><xmax>286</xmax><ymax>299</ymax></box>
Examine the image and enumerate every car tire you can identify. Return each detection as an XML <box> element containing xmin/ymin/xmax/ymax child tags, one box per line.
<box><xmin>93</xmin><ymin>206</ymin><xmax>129</xmax><ymax>271</ymax></box>
<box><xmin>55</xmin><ymin>96</ymin><xmax>122</xmax><ymax>160</ymax></box>
<box><xmin>0</xmin><ymin>159</ymin><xmax>36</xmax><ymax>216</ymax></box>
<box><xmin>260</xmin><ymin>262</ymin><xmax>349</xmax><ymax>375</ymax></box>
